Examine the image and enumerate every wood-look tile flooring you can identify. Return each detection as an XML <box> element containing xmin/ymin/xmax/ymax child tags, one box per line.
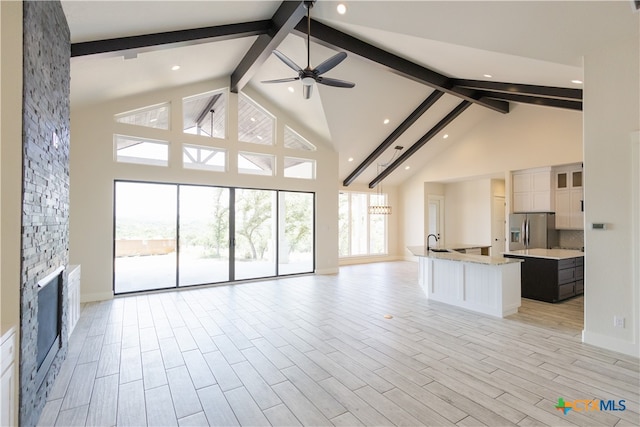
<box><xmin>39</xmin><ymin>261</ymin><xmax>639</xmax><ymax>426</ymax></box>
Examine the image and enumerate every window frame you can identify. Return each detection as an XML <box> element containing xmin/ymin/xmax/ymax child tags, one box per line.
<box><xmin>114</xmin><ymin>134</ymin><xmax>170</xmax><ymax>167</ymax></box>
<box><xmin>182</xmin><ymin>143</ymin><xmax>227</xmax><ymax>172</ymax></box>
<box><xmin>338</xmin><ymin>191</ymin><xmax>388</xmax><ymax>258</ymax></box>
<box><xmin>237</xmin><ymin>93</ymin><xmax>276</xmax><ymax>146</ymax></box>
<box><xmin>182</xmin><ymin>88</ymin><xmax>228</xmax><ymax>140</ymax></box>
<box><xmin>283</xmin><ymin>157</ymin><xmax>316</xmax><ymax>180</ymax></box>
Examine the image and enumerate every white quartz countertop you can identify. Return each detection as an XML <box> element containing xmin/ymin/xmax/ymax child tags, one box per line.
<box><xmin>444</xmin><ymin>243</ymin><xmax>491</xmax><ymax>250</ymax></box>
<box><xmin>407</xmin><ymin>246</ymin><xmax>522</xmax><ymax>266</ymax></box>
<box><xmin>503</xmin><ymin>248</ymin><xmax>584</xmax><ymax>260</ymax></box>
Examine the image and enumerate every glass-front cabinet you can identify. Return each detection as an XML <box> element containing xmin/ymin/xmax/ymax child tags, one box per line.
<box><xmin>555</xmin><ymin>163</ymin><xmax>584</xmax><ymax>229</ymax></box>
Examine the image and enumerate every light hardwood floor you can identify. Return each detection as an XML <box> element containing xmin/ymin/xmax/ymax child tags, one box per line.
<box><xmin>38</xmin><ymin>261</ymin><xmax>639</xmax><ymax>426</ymax></box>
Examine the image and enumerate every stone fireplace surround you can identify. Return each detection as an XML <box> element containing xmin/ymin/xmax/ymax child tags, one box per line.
<box><xmin>19</xmin><ymin>1</ymin><xmax>70</xmax><ymax>426</ymax></box>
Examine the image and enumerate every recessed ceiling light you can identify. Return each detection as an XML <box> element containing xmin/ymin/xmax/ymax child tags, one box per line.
<box><xmin>483</xmin><ymin>74</ymin><xmax>493</xmax><ymax>78</ymax></box>
<box><xmin>288</xmin><ymin>86</ymin><xmax>295</xmax><ymax>93</ymax></box>
<box><xmin>405</xmin><ymin>166</ymin><xmax>411</xmax><ymax>170</ymax></box>
<box><xmin>337</xmin><ymin>4</ymin><xmax>347</xmax><ymax>14</ymax></box>
<box><xmin>571</xmin><ymin>79</ymin><xmax>583</xmax><ymax>84</ymax></box>
<box><xmin>171</xmin><ymin>65</ymin><xmax>181</xmax><ymax>71</ymax></box>
<box><xmin>383</xmin><ymin>118</ymin><xmax>390</xmax><ymax>125</ymax></box>
<box><xmin>443</xmin><ymin>134</ymin><xmax>449</xmax><ymax>139</ymax></box>
<box><xmin>250</xmin><ymin>117</ymin><xmax>256</xmax><ymax>122</ymax></box>
<box><xmin>348</xmin><ymin>157</ymin><xmax>354</xmax><ymax>162</ymax></box>
<box><xmin>257</xmin><ymin>135</ymin><xmax>263</xmax><ymax>140</ymax></box>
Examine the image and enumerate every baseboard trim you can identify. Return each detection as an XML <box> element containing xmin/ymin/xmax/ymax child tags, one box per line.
<box><xmin>339</xmin><ymin>255</ymin><xmax>403</xmax><ymax>266</ymax></box>
<box><xmin>316</xmin><ymin>267</ymin><xmax>339</xmax><ymax>275</ymax></box>
<box><xmin>80</xmin><ymin>291</ymin><xmax>114</xmax><ymax>303</ymax></box>
<box><xmin>582</xmin><ymin>329</ymin><xmax>639</xmax><ymax>358</ymax></box>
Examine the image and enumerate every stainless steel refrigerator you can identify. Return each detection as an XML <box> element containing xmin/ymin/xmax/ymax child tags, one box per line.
<box><xmin>509</xmin><ymin>212</ymin><xmax>558</xmax><ymax>250</ymax></box>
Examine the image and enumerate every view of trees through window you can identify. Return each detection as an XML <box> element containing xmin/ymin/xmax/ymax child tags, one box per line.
<box><xmin>339</xmin><ymin>191</ymin><xmax>387</xmax><ymax>257</ymax></box>
<box><xmin>114</xmin><ymin>181</ymin><xmax>314</xmax><ymax>293</ymax></box>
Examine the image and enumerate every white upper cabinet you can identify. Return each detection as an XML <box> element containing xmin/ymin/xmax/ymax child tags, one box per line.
<box><xmin>512</xmin><ymin>167</ymin><xmax>553</xmax><ymax>212</ymax></box>
<box><xmin>555</xmin><ymin>164</ymin><xmax>584</xmax><ymax>229</ymax></box>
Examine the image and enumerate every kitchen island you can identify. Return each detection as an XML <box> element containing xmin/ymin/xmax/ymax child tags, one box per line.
<box><xmin>503</xmin><ymin>249</ymin><xmax>585</xmax><ymax>302</ymax></box>
<box><xmin>442</xmin><ymin>243</ymin><xmax>491</xmax><ymax>255</ymax></box>
<box><xmin>408</xmin><ymin>246</ymin><xmax>523</xmax><ymax>318</ymax></box>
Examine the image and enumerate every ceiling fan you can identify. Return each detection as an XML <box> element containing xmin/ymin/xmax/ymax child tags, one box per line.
<box><xmin>261</xmin><ymin>1</ymin><xmax>355</xmax><ymax>99</ymax></box>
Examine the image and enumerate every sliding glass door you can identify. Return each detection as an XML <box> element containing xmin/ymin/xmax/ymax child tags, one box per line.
<box><xmin>179</xmin><ymin>186</ymin><xmax>230</xmax><ymax>286</ymax></box>
<box><xmin>114</xmin><ymin>181</ymin><xmax>314</xmax><ymax>294</ymax></box>
<box><xmin>114</xmin><ymin>182</ymin><xmax>177</xmax><ymax>293</ymax></box>
<box><xmin>279</xmin><ymin>191</ymin><xmax>314</xmax><ymax>275</ymax></box>
<box><xmin>234</xmin><ymin>189</ymin><xmax>277</xmax><ymax>280</ymax></box>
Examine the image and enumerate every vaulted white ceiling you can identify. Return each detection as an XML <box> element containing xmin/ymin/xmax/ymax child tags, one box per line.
<box><xmin>62</xmin><ymin>1</ymin><xmax>638</xmax><ymax>186</ymax></box>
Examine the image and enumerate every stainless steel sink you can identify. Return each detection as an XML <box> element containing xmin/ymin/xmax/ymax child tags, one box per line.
<box><xmin>429</xmin><ymin>248</ymin><xmax>451</xmax><ymax>253</ymax></box>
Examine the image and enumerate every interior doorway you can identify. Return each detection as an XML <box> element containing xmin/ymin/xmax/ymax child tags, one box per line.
<box><xmin>492</xmin><ymin>195</ymin><xmax>506</xmax><ymax>255</ymax></box>
<box><xmin>427</xmin><ymin>195</ymin><xmax>445</xmax><ymax>246</ymax></box>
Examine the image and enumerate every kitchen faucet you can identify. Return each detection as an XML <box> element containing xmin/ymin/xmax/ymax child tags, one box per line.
<box><xmin>426</xmin><ymin>234</ymin><xmax>439</xmax><ymax>251</ymax></box>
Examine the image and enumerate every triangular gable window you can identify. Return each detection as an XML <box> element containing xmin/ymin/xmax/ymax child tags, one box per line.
<box><xmin>284</xmin><ymin>126</ymin><xmax>316</xmax><ymax>151</ymax></box>
<box><xmin>115</xmin><ymin>103</ymin><xmax>170</xmax><ymax>130</ymax></box>
<box><xmin>238</xmin><ymin>93</ymin><xmax>274</xmax><ymax>145</ymax></box>
<box><xmin>183</xmin><ymin>89</ymin><xmax>227</xmax><ymax>139</ymax></box>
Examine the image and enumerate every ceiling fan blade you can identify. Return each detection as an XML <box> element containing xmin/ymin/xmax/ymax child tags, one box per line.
<box><xmin>314</xmin><ymin>52</ymin><xmax>348</xmax><ymax>75</ymax></box>
<box><xmin>316</xmin><ymin>76</ymin><xmax>355</xmax><ymax>88</ymax></box>
<box><xmin>303</xmin><ymin>84</ymin><xmax>313</xmax><ymax>99</ymax></box>
<box><xmin>261</xmin><ymin>77</ymin><xmax>300</xmax><ymax>84</ymax></box>
<box><xmin>273</xmin><ymin>50</ymin><xmax>303</xmax><ymax>73</ymax></box>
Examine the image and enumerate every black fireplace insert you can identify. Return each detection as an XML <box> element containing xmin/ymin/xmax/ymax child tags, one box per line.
<box><xmin>36</xmin><ymin>266</ymin><xmax>64</xmax><ymax>389</ymax></box>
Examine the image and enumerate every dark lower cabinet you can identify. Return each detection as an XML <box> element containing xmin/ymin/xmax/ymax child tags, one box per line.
<box><xmin>503</xmin><ymin>255</ymin><xmax>584</xmax><ymax>303</ymax></box>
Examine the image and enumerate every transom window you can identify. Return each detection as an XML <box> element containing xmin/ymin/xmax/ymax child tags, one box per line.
<box><xmin>114</xmin><ymin>134</ymin><xmax>169</xmax><ymax>166</ymax></box>
<box><xmin>284</xmin><ymin>157</ymin><xmax>316</xmax><ymax>180</ymax></box>
<box><xmin>238</xmin><ymin>152</ymin><xmax>275</xmax><ymax>176</ymax></box>
<box><xmin>182</xmin><ymin>144</ymin><xmax>226</xmax><ymax>172</ymax></box>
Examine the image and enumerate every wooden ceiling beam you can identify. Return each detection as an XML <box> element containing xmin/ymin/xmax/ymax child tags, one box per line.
<box><xmin>71</xmin><ymin>21</ymin><xmax>271</xmax><ymax>58</ymax></box>
<box><xmin>230</xmin><ymin>1</ymin><xmax>309</xmax><ymax>93</ymax></box>
<box><xmin>342</xmin><ymin>90</ymin><xmax>445</xmax><ymax>187</ymax></box>
<box><xmin>294</xmin><ymin>19</ymin><xmax>509</xmax><ymax>114</ymax></box>
<box><xmin>453</xmin><ymin>79</ymin><xmax>582</xmax><ymax>100</ymax></box>
<box><xmin>369</xmin><ymin>101</ymin><xmax>472</xmax><ymax>188</ymax></box>
<box><xmin>478</xmin><ymin>92</ymin><xmax>582</xmax><ymax>111</ymax></box>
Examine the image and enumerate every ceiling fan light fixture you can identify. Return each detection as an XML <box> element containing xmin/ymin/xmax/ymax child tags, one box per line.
<box><xmin>261</xmin><ymin>1</ymin><xmax>355</xmax><ymax>99</ymax></box>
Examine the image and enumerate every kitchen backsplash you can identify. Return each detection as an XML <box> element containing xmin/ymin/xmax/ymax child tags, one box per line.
<box><xmin>558</xmin><ymin>230</ymin><xmax>585</xmax><ymax>250</ymax></box>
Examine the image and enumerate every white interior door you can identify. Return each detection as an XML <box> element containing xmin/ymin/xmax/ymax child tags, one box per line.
<box><xmin>492</xmin><ymin>196</ymin><xmax>506</xmax><ymax>255</ymax></box>
<box><xmin>427</xmin><ymin>195</ymin><xmax>445</xmax><ymax>246</ymax></box>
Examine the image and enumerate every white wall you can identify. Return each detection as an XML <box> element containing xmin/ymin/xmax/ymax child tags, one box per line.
<box><xmin>444</xmin><ymin>179</ymin><xmax>492</xmax><ymax>246</ymax></box>
<box><xmin>0</xmin><ymin>0</ymin><xmax>23</xmax><ymax>419</ymax></box>
<box><xmin>70</xmin><ymin>79</ymin><xmax>339</xmax><ymax>302</ymax></box>
<box><xmin>582</xmin><ymin>32</ymin><xmax>640</xmax><ymax>357</ymax></box>
<box><xmin>400</xmin><ymin>104</ymin><xmax>583</xmax><ymax>255</ymax></box>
